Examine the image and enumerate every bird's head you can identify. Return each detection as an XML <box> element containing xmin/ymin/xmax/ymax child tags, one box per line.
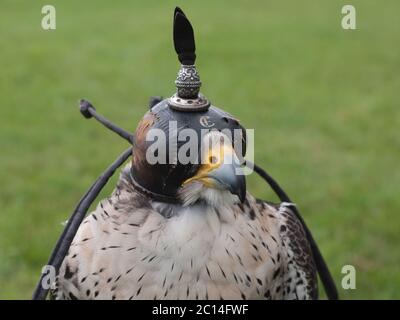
<box><xmin>130</xmin><ymin>7</ymin><xmax>247</xmax><ymax>207</ymax></box>
<box><xmin>178</xmin><ymin>130</ymin><xmax>246</xmax><ymax>207</ymax></box>
<box><xmin>130</xmin><ymin>100</ymin><xmax>247</xmax><ymax>207</ymax></box>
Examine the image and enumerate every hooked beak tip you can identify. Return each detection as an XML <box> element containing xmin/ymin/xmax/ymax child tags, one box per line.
<box><xmin>227</xmin><ymin>173</ymin><xmax>246</xmax><ymax>203</ymax></box>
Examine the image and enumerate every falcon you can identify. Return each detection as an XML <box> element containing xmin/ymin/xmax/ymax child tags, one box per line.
<box><xmin>53</xmin><ymin>134</ymin><xmax>317</xmax><ymax>300</ymax></box>
<box><xmin>51</xmin><ymin>7</ymin><xmax>318</xmax><ymax>300</ymax></box>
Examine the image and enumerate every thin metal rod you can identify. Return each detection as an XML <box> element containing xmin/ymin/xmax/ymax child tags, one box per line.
<box><xmin>32</xmin><ymin>148</ymin><xmax>132</xmax><ymax>300</ymax></box>
<box><xmin>247</xmin><ymin>160</ymin><xmax>338</xmax><ymax>300</ymax></box>
<box><xmin>79</xmin><ymin>99</ymin><xmax>134</xmax><ymax>143</ymax></box>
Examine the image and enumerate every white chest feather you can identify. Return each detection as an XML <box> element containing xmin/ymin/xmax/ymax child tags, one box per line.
<box><xmin>57</xmin><ymin>195</ymin><xmax>286</xmax><ymax>300</ymax></box>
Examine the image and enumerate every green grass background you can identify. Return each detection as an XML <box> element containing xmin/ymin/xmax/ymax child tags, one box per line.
<box><xmin>0</xmin><ymin>0</ymin><xmax>399</xmax><ymax>299</ymax></box>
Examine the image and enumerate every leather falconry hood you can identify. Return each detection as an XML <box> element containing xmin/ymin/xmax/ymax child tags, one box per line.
<box><xmin>130</xmin><ymin>7</ymin><xmax>247</xmax><ymax>202</ymax></box>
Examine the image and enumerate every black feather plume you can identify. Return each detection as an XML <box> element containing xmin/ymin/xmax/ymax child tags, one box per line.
<box><xmin>173</xmin><ymin>7</ymin><xmax>196</xmax><ymax>65</ymax></box>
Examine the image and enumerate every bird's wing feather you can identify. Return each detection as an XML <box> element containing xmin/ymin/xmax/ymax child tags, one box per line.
<box><xmin>256</xmin><ymin>200</ymin><xmax>318</xmax><ymax>299</ymax></box>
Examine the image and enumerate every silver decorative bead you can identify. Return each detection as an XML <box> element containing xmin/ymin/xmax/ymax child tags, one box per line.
<box><xmin>175</xmin><ymin>65</ymin><xmax>201</xmax><ymax>99</ymax></box>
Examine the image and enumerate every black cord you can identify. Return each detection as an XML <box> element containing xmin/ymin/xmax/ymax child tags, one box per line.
<box><xmin>32</xmin><ymin>148</ymin><xmax>132</xmax><ymax>300</ymax></box>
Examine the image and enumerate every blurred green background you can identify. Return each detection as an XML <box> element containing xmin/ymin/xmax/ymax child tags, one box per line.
<box><xmin>0</xmin><ymin>0</ymin><xmax>399</xmax><ymax>299</ymax></box>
